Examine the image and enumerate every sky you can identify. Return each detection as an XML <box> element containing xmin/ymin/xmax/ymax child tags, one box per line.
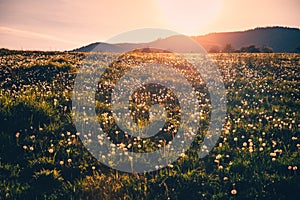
<box><xmin>0</xmin><ymin>0</ymin><xmax>299</xmax><ymax>51</ymax></box>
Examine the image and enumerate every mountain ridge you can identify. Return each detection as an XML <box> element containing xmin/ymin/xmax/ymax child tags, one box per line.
<box><xmin>73</xmin><ymin>26</ymin><xmax>300</xmax><ymax>53</ymax></box>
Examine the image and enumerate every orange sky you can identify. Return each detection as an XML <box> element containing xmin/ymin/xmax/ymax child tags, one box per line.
<box><xmin>0</xmin><ymin>0</ymin><xmax>299</xmax><ymax>50</ymax></box>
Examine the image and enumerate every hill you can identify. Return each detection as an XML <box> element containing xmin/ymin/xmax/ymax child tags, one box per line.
<box><xmin>193</xmin><ymin>27</ymin><xmax>300</xmax><ymax>53</ymax></box>
<box><xmin>73</xmin><ymin>27</ymin><xmax>300</xmax><ymax>53</ymax></box>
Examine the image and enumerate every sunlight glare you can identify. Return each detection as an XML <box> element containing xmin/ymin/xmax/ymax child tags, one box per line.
<box><xmin>157</xmin><ymin>0</ymin><xmax>222</xmax><ymax>34</ymax></box>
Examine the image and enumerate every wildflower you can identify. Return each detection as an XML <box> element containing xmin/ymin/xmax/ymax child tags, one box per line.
<box><xmin>270</xmin><ymin>152</ymin><xmax>276</xmax><ymax>157</ymax></box>
<box><xmin>233</xmin><ymin>137</ymin><xmax>238</xmax><ymax>142</ymax></box>
<box><xmin>259</xmin><ymin>147</ymin><xmax>264</xmax><ymax>151</ymax></box>
<box><xmin>67</xmin><ymin>158</ymin><xmax>72</xmax><ymax>163</ymax></box>
<box><xmin>180</xmin><ymin>153</ymin><xmax>186</xmax><ymax>157</ymax></box>
<box><xmin>59</xmin><ymin>161</ymin><xmax>64</xmax><ymax>165</ymax></box>
<box><xmin>216</xmin><ymin>154</ymin><xmax>222</xmax><ymax>160</ymax></box>
<box><xmin>168</xmin><ymin>164</ymin><xmax>174</xmax><ymax>168</ymax></box>
<box><xmin>15</xmin><ymin>132</ymin><xmax>20</xmax><ymax>138</ymax></box>
<box><xmin>231</xmin><ymin>189</ymin><xmax>237</xmax><ymax>195</ymax></box>
<box><xmin>48</xmin><ymin>148</ymin><xmax>54</xmax><ymax>154</ymax></box>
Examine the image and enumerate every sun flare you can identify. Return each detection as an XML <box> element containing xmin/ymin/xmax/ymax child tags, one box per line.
<box><xmin>157</xmin><ymin>0</ymin><xmax>222</xmax><ymax>34</ymax></box>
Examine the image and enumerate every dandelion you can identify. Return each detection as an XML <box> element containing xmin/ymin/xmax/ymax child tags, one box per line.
<box><xmin>292</xmin><ymin>137</ymin><xmax>297</xmax><ymax>141</ymax></box>
<box><xmin>259</xmin><ymin>147</ymin><xmax>264</xmax><ymax>151</ymax></box>
<box><xmin>216</xmin><ymin>154</ymin><xmax>222</xmax><ymax>160</ymax></box>
<box><xmin>48</xmin><ymin>148</ymin><xmax>54</xmax><ymax>154</ymax></box>
<box><xmin>231</xmin><ymin>189</ymin><xmax>237</xmax><ymax>195</ymax></box>
<box><xmin>293</xmin><ymin>166</ymin><xmax>298</xmax><ymax>171</ymax></box>
<box><xmin>59</xmin><ymin>161</ymin><xmax>64</xmax><ymax>165</ymax></box>
<box><xmin>67</xmin><ymin>158</ymin><xmax>72</xmax><ymax>163</ymax></box>
<box><xmin>168</xmin><ymin>164</ymin><xmax>174</xmax><ymax>168</ymax></box>
<box><xmin>180</xmin><ymin>153</ymin><xmax>186</xmax><ymax>157</ymax></box>
<box><xmin>29</xmin><ymin>146</ymin><xmax>34</xmax><ymax>151</ymax></box>
<box><xmin>270</xmin><ymin>152</ymin><xmax>276</xmax><ymax>157</ymax></box>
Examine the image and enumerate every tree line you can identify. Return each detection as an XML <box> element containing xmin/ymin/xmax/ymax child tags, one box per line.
<box><xmin>209</xmin><ymin>44</ymin><xmax>274</xmax><ymax>53</ymax></box>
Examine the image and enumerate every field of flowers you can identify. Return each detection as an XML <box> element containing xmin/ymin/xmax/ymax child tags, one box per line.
<box><xmin>0</xmin><ymin>49</ymin><xmax>299</xmax><ymax>199</ymax></box>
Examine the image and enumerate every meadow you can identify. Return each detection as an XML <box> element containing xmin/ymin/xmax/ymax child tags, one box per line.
<box><xmin>0</xmin><ymin>49</ymin><xmax>299</xmax><ymax>199</ymax></box>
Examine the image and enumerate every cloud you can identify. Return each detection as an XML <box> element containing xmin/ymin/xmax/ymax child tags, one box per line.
<box><xmin>0</xmin><ymin>26</ymin><xmax>77</xmax><ymax>45</ymax></box>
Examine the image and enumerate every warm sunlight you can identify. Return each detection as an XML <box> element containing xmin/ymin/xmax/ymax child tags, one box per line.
<box><xmin>157</xmin><ymin>0</ymin><xmax>222</xmax><ymax>34</ymax></box>
<box><xmin>1</xmin><ymin>0</ymin><xmax>300</xmax><ymax>199</ymax></box>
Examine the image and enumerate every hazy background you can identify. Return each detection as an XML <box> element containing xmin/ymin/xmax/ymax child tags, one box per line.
<box><xmin>0</xmin><ymin>0</ymin><xmax>299</xmax><ymax>50</ymax></box>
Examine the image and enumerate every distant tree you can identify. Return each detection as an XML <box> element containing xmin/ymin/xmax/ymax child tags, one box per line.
<box><xmin>0</xmin><ymin>48</ymin><xmax>11</xmax><ymax>56</ymax></box>
<box><xmin>240</xmin><ymin>45</ymin><xmax>261</xmax><ymax>53</ymax></box>
<box><xmin>208</xmin><ymin>46</ymin><xmax>221</xmax><ymax>53</ymax></box>
<box><xmin>222</xmin><ymin>44</ymin><xmax>235</xmax><ymax>53</ymax></box>
<box><xmin>260</xmin><ymin>46</ymin><xmax>273</xmax><ymax>53</ymax></box>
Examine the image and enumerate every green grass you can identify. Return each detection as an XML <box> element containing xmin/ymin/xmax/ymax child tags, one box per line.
<box><xmin>0</xmin><ymin>50</ymin><xmax>299</xmax><ymax>199</ymax></box>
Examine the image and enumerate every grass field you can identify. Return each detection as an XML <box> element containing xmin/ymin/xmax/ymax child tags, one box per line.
<box><xmin>0</xmin><ymin>49</ymin><xmax>299</xmax><ymax>199</ymax></box>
